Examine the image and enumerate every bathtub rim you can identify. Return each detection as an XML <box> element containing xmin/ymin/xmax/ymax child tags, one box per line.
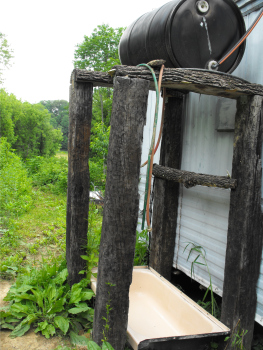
<box><xmin>90</xmin><ymin>266</ymin><xmax>230</xmax><ymax>349</ymax></box>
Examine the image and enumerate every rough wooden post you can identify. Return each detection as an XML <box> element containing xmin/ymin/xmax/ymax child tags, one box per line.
<box><xmin>93</xmin><ymin>77</ymin><xmax>149</xmax><ymax>349</ymax></box>
<box><xmin>66</xmin><ymin>78</ymin><xmax>93</xmax><ymax>286</ymax></box>
<box><xmin>149</xmin><ymin>93</ymin><xmax>184</xmax><ymax>280</ymax></box>
<box><xmin>221</xmin><ymin>95</ymin><xmax>263</xmax><ymax>349</ymax></box>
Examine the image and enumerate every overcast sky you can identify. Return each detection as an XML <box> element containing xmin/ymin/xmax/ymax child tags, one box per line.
<box><xmin>1</xmin><ymin>0</ymin><xmax>167</xmax><ymax>104</ymax></box>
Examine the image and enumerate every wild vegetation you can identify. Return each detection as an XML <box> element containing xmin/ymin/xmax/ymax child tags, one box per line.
<box><xmin>40</xmin><ymin>100</ymin><xmax>69</xmax><ymax>151</ymax></box>
<box><xmin>1</xmin><ymin>26</ymin><xmax>262</xmax><ymax>350</ymax></box>
<box><xmin>0</xmin><ymin>25</ymin><xmax>124</xmax><ymax>348</ymax></box>
<box><xmin>0</xmin><ymin>90</ymin><xmax>63</xmax><ymax>159</ymax></box>
<box><xmin>0</xmin><ymin>136</ymin><xmax>148</xmax><ymax>348</ymax></box>
<box><xmin>74</xmin><ymin>24</ymin><xmax>125</xmax><ymax>189</ymax></box>
<box><xmin>0</xmin><ymin>27</ymin><xmax>146</xmax><ymax>346</ymax></box>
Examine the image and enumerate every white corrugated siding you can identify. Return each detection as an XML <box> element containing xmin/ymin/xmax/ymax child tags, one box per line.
<box><xmin>173</xmin><ymin>6</ymin><xmax>263</xmax><ymax>325</ymax></box>
<box><xmin>138</xmin><ymin>3</ymin><xmax>263</xmax><ymax>325</ymax></box>
<box><xmin>174</xmin><ymin>93</ymin><xmax>234</xmax><ymax>296</ymax></box>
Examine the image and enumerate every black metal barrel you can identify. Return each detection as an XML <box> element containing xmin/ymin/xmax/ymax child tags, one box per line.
<box><xmin>119</xmin><ymin>0</ymin><xmax>246</xmax><ymax>73</ymax></box>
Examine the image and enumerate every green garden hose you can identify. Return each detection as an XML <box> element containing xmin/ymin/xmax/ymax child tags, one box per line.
<box><xmin>137</xmin><ymin>63</ymin><xmax>160</xmax><ymax>230</ymax></box>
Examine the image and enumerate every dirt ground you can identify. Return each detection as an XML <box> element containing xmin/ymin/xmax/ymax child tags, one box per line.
<box><xmin>0</xmin><ymin>280</ymin><xmax>72</xmax><ymax>350</ymax></box>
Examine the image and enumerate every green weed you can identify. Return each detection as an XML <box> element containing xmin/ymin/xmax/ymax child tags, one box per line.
<box><xmin>25</xmin><ymin>155</ymin><xmax>68</xmax><ymax>195</ymax></box>
<box><xmin>134</xmin><ymin>229</ymin><xmax>149</xmax><ymax>266</ymax></box>
<box><xmin>184</xmin><ymin>242</ymin><xmax>220</xmax><ymax>318</ymax></box>
<box><xmin>0</xmin><ymin>190</ymin><xmax>66</xmax><ymax>278</ymax></box>
<box><xmin>0</xmin><ymin>139</ymin><xmax>34</xmax><ymax>227</ymax></box>
<box><xmin>80</xmin><ymin>203</ymin><xmax>102</xmax><ymax>279</ymax></box>
<box><xmin>102</xmin><ymin>282</ymin><xmax>115</xmax><ymax>343</ymax></box>
<box><xmin>0</xmin><ymin>256</ymin><xmax>94</xmax><ymax>340</ymax></box>
<box><xmin>224</xmin><ymin>320</ymin><xmax>248</xmax><ymax>350</ymax></box>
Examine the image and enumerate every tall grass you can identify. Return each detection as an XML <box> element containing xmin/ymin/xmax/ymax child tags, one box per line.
<box><xmin>25</xmin><ymin>156</ymin><xmax>68</xmax><ymax>194</ymax></box>
<box><xmin>0</xmin><ymin>141</ymin><xmax>68</xmax><ymax>278</ymax></box>
<box><xmin>0</xmin><ymin>138</ymin><xmax>34</xmax><ymax>226</ymax></box>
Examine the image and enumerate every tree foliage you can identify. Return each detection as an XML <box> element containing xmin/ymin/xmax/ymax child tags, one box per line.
<box><xmin>74</xmin><ymin>24</ymin><xmax>124</xmax><ymax>73</ymax></box>
<box><xmin>0</xmin><ymin>89</ymin><xmax>62</xmax><ymax>159</ymax></box>
<box><xmin>89</xmin><ymin>122</ymin><xmax>110</xmax><ymax>189</ymax></box>
<box><xmin>74</xmin><ymin>24</ymin><xmax>124</xmax><ymax>188</ymax></box>
<box><xmin>0</xmin><ymin>138</ymin><xmax>33</xmax><ymax>224</ymax></box>
<box><xmin>92</xmin><ymin>88</ymin><xmax>113</xmax><ymax>127</ymax></box>
<box><xmin>74</xmin><ymin>24</ymin><xmax>124</xmax><ymax>127</ymax></box>
<box><xmin>40</xmin><ymin>100</ymin><xmax>69</xmax><ymax>150</ymax></box>
<box><xmin>0</xmin><ymin>32</ymin><xmax>13</xmax><ymax>85</ymax></box>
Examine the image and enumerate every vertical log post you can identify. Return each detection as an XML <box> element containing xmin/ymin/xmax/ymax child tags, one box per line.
<box><xmin>66</xmin><ymin>78</ymin><xmax>93</xmax><ymax>286</ymax></box>
<box><xmin>93</xmin><ymin>77</ymin><xmax>150</xmax><ymax>349</ymax></box>
<box><xmin>221</xmin><ymin>95</ymin><xmax>263</xmax><ymax>349</ymax></box>
<box><xmin>149</xmin><ymin>92</ymin><xmax>184</xmax><ymax>280</ymax></box>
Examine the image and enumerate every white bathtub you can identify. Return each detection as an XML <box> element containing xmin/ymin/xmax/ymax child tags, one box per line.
<box><xmin>91</xmin><ymin>266</ymin><xmax>230</xmax><ymax>350</ymax></box>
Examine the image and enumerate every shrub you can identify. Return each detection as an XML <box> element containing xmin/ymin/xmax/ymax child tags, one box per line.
<box><xmin>25</xmin><ymin>156</ymin><xmax>68</xmax><ymax>195</ymax></box>
<box><xmin>0</xmin><ymin>139</ymin><xmax>33</xmax><ymax>224</ymax></box>
<box><xmin>0</xmin><ymin>256</ymin><xmax>94</xmax><ymax>340</ymax></box>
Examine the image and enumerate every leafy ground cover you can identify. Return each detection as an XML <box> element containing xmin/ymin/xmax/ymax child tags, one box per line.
<box><xmin>0</xmin><ymin>187</ymin><xmax>143</xmax><ymax>349</ymax></box>
<box><xmin>2</xmin><ymin>141</ymin><xmax>261</xmax><ymax>349</ymax></box>
<box><xmin>0</xmin><ymin>142</ymin><xmax>147</xmax><ymax>349</ymax></box>
<box><xmin>0</xmin><ymin>189</ymin><xmax>67</xmax><ymax>279</ymax></box>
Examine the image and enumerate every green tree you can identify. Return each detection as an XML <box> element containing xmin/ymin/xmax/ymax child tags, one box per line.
<box><xmin>13</xmin><ymin>102</ymin><xmax>63</xmax><ymax>158</ymax></box>
<box><xmin>74</xmin><ymin>24</ymin><xmax>124</xmax><ymax>72</ymax></box>
<box><xmin>40</xmin><ymin>100</ymin><xmax>69</xmax><ymax>150</ymax></box>
<box><xmin>74</xmin><ymin>24</ymin><xmax>124</xmax><ymax>187</ymax></box>
<box><xmin>92</xmin><ymin>88</ymin><xmax>113</xmax><ymax>128</ymax></box>
<box><xmin>0</xmin><ymin>90</ymin><xmax>62</xmax><ymax>158</ymax></box>
<box><xmin>0</xmin><ymin>32</ymin><xmax>13</xmax><ymax>85</ymax></box>
<box><xmin>74</xmin><ymin>24</ymin><xmax>125</xmax><ymax>126</ymax></box>
<box><xmin>0</xmin><ymin>88</ymin><xmax>16</xmax><ymax>144</ymax></box>
<box><xmin>89</xmin><ymin>122</ymin><xmax>110</xmax><ymax>188</ymax></box>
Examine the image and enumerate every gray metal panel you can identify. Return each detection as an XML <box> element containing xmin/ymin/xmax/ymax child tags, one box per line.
<box><xmin>174</xmin><ymin>8</ymin><xmax>263</xmax><ymax>325</ymax></box>
<box><xmin>174</xmin><ymin>93</ymin><xmax>234</xmax><ymax>297</ymax></box>
<box><xmin>138</xmin><ymin>6</ymin><xmax>263</xmax><ymax>324</ymax></box>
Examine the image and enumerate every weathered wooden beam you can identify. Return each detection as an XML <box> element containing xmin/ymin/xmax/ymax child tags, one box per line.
<box><xmin>73</xmin><ymin>67</ymin><xmax>263</xmax><ymax>99</ymax></box>
<box><xmin>66</xmin><ymin>79</ymin><xmax>93</xmax><ymax>286</ymax></box>
<box><xmin>93</xmin><ymin>77</ymin><xmax>149</xmax><ymax>349</ymax></box>
<box><xmin>221</xmin><ymin>95</ymin><xmax>263</xmax><ymax>350</ymax></box>
<box><xmin>150</xmin><ymin>94</ymin><xmax>184</xmax><ymax>280</ymax></box>
<box><xmin>72</xmin><ymin>69</ymin><xmax>113</xmax><ymax>87</ymax></box>
<box><xmin>113</xmin><ymin>66</ymin><xmax>263</xmax><ymax>98</ymax></box>
<box><xmin>153</xmin><ymin>164</ymin><xmax>237</xmax><ymax>189</ymax></box>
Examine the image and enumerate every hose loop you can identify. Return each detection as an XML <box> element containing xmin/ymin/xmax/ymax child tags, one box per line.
<box><xmin>137</xmin><ymin>63</ymin><xmax>164</xmax><ymax>230</ymax></box>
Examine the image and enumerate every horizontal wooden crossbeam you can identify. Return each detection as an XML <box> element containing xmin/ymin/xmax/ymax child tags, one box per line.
<box><xmin>72</xmin><ymin>66</ymin><xmax>263</xmax><ymax>99</ymax></box>
<box><xmin>152</xmin><ymin>164</ymin><xmax>237</xmax><ymax>189</ymax></box>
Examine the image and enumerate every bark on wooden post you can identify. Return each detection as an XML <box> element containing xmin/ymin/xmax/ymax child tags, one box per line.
<box><xmin>66</xmin><ymin>78</ymin><xmax>93</xmax><ymax>286</ymax></box>
<box><xmin>149</xmin><ymin>93</ymin><xmax>184</xmax><ymax>280</ymax></box>
<box><xmin>152</xmin><ymin>164</ymin><xmax>237</xmax><ymax>189</ymax></box>
<box><xmin>221</xmin><ymin>95</ymin><xmax>263</xmax><ymax>349</ymax></box>
<box><xmin>93</xmin><ymin>77</ymin><xmax>150</xmax><ymax>349</ymax></box>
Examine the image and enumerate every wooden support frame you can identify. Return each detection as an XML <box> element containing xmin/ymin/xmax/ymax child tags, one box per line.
<box><xmin>67</xmin><ymin>67</ymin><xmax>263</xmax><ymax>350</ymax></box>
<box><xmin>150</xmin><ymin>94</ymin><xmax>184</xmax><ymax>280</ymax></box>
<box><xmin>66</xmin><ymin>79</ymin><xmax>93</xmax><ymax>286</ymax></box>
<box><xmin>92</xmin><ymin>77</ymin><xmax>149</xmax><ymax>349</ymax></box>
<box><xmin>221</xmin><ymin>95</ymin><xmax>263</xmax><ymax>349</ymax></box>
<box><xmin>73</xmin><ymin>66</ymin><xmax>263</xmax><ymax>98</ymax></box>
